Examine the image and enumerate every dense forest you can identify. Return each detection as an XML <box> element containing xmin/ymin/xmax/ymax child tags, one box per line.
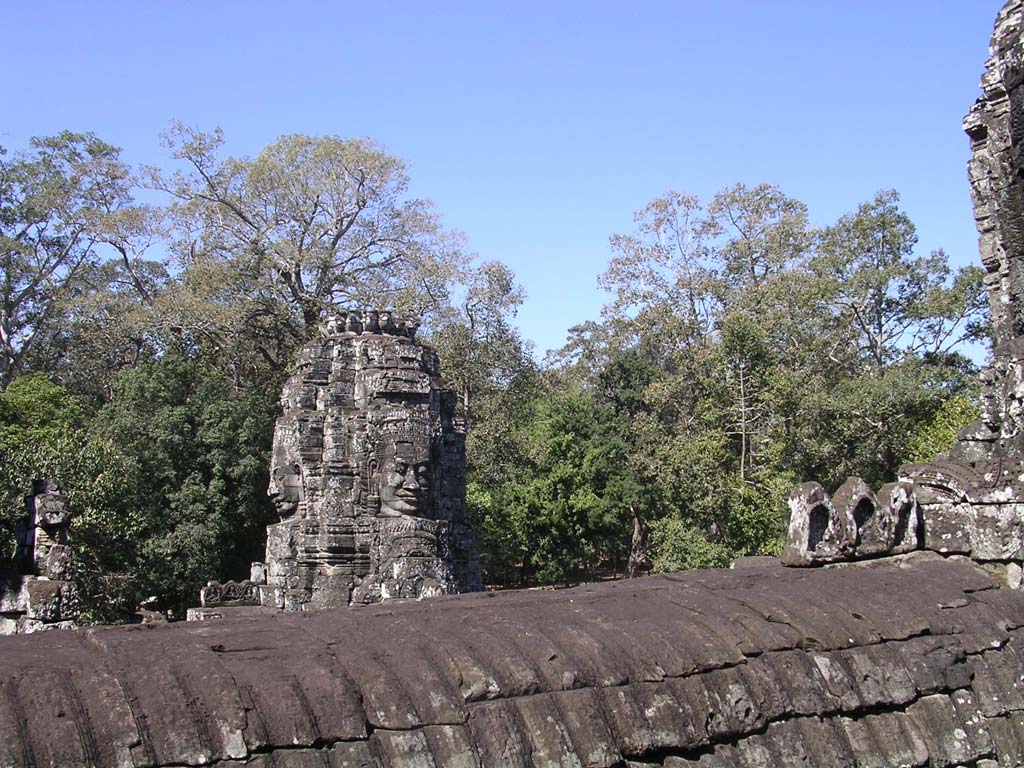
<box><xmin>0</xmin><ymin>129</ymin><xmax>988</xmax><ymax>621</ymax></box>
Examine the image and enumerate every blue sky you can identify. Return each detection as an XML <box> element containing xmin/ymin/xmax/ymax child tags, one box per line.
<box><xmin>1</xmin><ymin>1</ymin><xmax>1005</xmax><ymax>357</ymax></box>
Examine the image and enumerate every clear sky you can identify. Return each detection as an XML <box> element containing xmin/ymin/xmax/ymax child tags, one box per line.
<box><xmin>1</xmin><ymin>1</ymin><xmax>1006</xmax><ymax>357</ymax></box>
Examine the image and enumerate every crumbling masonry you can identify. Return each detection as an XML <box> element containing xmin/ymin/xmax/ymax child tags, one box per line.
<box><xmin>0</xmin><ymin>480</ymin><xmax>79</xmax><ymax>635</ymax></box>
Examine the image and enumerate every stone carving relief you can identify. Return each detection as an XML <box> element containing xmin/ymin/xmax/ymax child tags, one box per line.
<box><xmin>783</xmin><ymin>479</ymin><xmax>918</xmax><ymax>566</ymax></box>
<box><xmin>0</xmin><ymin>479</ymin><xmax>80</xmax><ymax>634</ymax></box>
<box><xmin>194</xmin><ymin>310</ymin><xmax>482</xmax><ymax>617</ymax></box>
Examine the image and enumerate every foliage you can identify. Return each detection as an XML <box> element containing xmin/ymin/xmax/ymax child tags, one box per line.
<box><xmin>648</xmin><ymin>518</ymin><xmax>732</xmax><ymax>572</ymax></box>
<box><xmin>430</xmin><ymin>260</ymin><xmax>532</xmax><ymax>430</ymax></box>
<box><xmin>0</xmin><ymin>127</ymin><xmax>991</xmax><ymax>612</ymax></box>
<box><xmin>151</xmin><ymin>125</ymin><xmax>468</xmax><ymax>379</ymax></box>
<box><xmin>518</xmin><ymin>183</ymin><xmax>987</xmax><ymax>581</ymax></box>
<box><xmin>0</xmin><ymin>132</ymin><xmax>144</xmax><ymax>386</ymax></box>
<box><xmin>813</xmin><ymin>191</ymin><xmax>986</xmax><ymax>370</ymax></box>
<box><xmin>0</xmin><ymin>374</ymin><xmax>147</xmax><ymax>621</ymax></box>
<box><xmin>1</xmin><ymin>374</ymin><xmax>84</xmax><ymax>552</ymax></box>
<box><xmin>93</xmin><ymin>355</ymin><xmax>278</xmax><ymax>615</ymax></box>
<box><xmin>906</xmin><ymin>394</ymin><xmax>981</xmax><ymax>463</ymax></box>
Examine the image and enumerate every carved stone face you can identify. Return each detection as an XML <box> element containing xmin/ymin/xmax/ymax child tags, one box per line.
<box><xmin>253</xmin><ymin>318</ymin><xmax>481</xmax><ymax>609</ymax></box>
<box><xmin>379</xmin><ymin>445</ymin><xmax>432</xmax><ymax>517</ymax></box>
<box><xmin>269</xmin><ymin>465</ymin><xmax>303</xmax><ymax>519</ymax></box>
<box><xmin>33</xmin><ymin>492</ymin><xmax>70</xmax><ymax>528</ymax></box>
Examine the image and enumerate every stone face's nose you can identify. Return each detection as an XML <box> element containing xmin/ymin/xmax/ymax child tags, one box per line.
<box><xmin>403</xmin><ymin>465</ymin><xmax>428</xmax><ymax>490</ymax></box>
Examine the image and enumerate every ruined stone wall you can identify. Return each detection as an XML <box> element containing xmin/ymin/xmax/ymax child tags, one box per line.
<box><xmin>0</xmin><ymin>480</ymin><xmax>79</xmax><ymax>635</ymax></box>
<box><xmin>2</xmin><ymin>556</ymin><xmax>1023</xmax><ymax>766</ymax></box>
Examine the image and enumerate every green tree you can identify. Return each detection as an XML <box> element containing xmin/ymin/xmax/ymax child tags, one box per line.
<box><xmin>593</xmin><ymin>349</ymin><xmax>666</xmax><ymax>576</ymax></box>
<box><xmin>707</xmin><ymin>182</ymin><xmax>811</xmax><ymax>302</ymax></box>
<box><xmin>153</xmin><ymin>125</ymin><xmax>467</xmax><ymax>373</ymax></box>
<box><xmin>0</xmin><ymin>373</ymin><xmax>85</xmax><ymax>553</ymax></box>
<box><xmin>431</xmin><ymin>260</ymin><xmax>530</xmax><ymax>430</ymax></box>
<box><xmin>648</xmin><ymin>518</ymin><xmax>732</xmax><ymax>572</ymax></box>
<box><xmin>552</xmin><ymin>184</ymin><xmax>988</xmax><ymax>576</ymax></box>
<box><xmin>906</xmin><ymin>393</ymin><xmax>981</xmax><ymax>463</ymax></box>
<box><xmin>813</xmin><ymin>190</ymin><xmax>986</xmax><ymax>371</ymax></box>
<box><xmin>0</xmin><ymin>132</ymin><xmax>141</xmax><ymax>385</ymax></box>
<box><xmin>599</xmin><ymin>191</ymin><xmax>718</xmax><ymax>351</ymax></box>
<box><xmin>504</xmin><ymin>389</ymin><xmax>610</xmax><ymax>584</ymax></box>
<box><xmin>0</xmin><ymin>374</ymin><xmax>147</xmax><ymax>621</ymax></box>
<box><xmin>93</xmin><ymin>355</ymin><xmax>278</xmax><ymax>615</ymax></box>
<box><xmin>428</xmin><ymin>262</ymin><xmax>543</xmax><ymax>585</ymax></box>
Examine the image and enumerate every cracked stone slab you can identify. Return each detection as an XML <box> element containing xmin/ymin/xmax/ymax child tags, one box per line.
<box><xmin>1</xmin><ymin>556</ymin><xmax>1023</xmax><ymax>766</ymax></box>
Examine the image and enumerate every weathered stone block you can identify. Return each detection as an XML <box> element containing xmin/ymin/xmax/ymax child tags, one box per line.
<box><xmin>783</xmin><ymin>482</ymin><xmax>848</xmax><ymax>565</ymax></box>
<box><xmin>784</xmin><ymin>478</ymin><xmax>923</xmax><ymax>567</ymax></box>
<box><xmin>832</xmin><ymin>477</ymin><xmax>882</xmax><ymax>554</ymax></box>
<box><xmin>879</xmin><ymin>481</ymin><xmax>919</xmax><ymax>554</ymax></box>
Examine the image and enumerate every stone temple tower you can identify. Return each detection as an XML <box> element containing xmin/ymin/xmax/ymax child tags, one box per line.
<box><xmin>193</xmin><ymin>310</ymin><xmax>482</xmax><ymax>617</ymax></box>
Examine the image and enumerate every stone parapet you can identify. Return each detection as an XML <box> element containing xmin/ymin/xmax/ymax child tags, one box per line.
<box><xmin>4</xmin><ymin>556</ymin><xmax>1024</xmax><ymax>767</ymax></box>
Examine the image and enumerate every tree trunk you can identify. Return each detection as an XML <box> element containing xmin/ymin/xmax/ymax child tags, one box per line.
<box><xmin>738</xmin><ymin>365</ymin><xmax>748</xmax><ymax>483</ymax></box>
<box><xmin>627</xmin><ymin>508</ymin><xmax>647</xmax><ymax>578</ymax></box>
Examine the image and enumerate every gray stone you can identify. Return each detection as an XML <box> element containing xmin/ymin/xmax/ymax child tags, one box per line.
<box><xmin>1008</xmin><ymin>560</ymin><xmax>1024</xmax><ymax>588</ymax></box>
<box><xmin>782</xmin><ymin>482</ymin><xmax>849</xmax><ymax>565</ymax></box>
<box><xmin>3</xmin><ymin>557</ymin><xmax>1021</xmax><ymax>767</ymax></box>
<box><xmin>199</xmin><ymin>579</ymin><xmax>259</xmax><ymax>607</ymax></box>
<box><xmin>782</xmin><ymin>478</ymin><xmax>918</xmax><ymax>565</ymax></box>
<box><xmin>197</xmin><ymin>310</ymin><xmax>482</xmax><ymax>613</ymax></box>
<box><xmin>0</xmin><ymin>479</ymin><xmax>79</xmax><ymax>635</ymax></box>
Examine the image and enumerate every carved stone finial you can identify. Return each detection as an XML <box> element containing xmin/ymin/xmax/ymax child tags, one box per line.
<box><xmin>319</xmin><ymin>309</ymin><xmax>419</xmax><ymax>340</ymax></box>
<box><xmin>782</xmin><ymin>478</ymin><xmax>919</xmax><ymax>567</ymax></box>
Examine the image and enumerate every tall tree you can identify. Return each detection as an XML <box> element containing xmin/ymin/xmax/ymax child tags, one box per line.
<box><xmin>0</xmin><ymin>132</ymin><xmax>138</xmax><ymax>385</ymax></box>
<box><xmin>93</xmin><ymin>355</ymin><xmax>278</xmax><ymax>615</ymax></box>
<box><xmin>599</xmin><ymin>191</ymin><xmax>718</xmax><ymax>351</ymax></box>
<box><xmin>0</xmin><ymin>373</ymin><xmax>147</xmax><ymax>621</ymax></box>
<box><xmin>813</xmin><ymin>190</ymin><xmax>986</xmax><ymax>373</ymax></box>
<box><xmin>153</xmin><ymin>124</ymin><xmax>467</xmax><ymax>371</ymax></box>
<box><xmin>431</xmin><ymin>260</ymin><xmax>530</xmax><ymax>429</ymax></box>
<box><xmin>707</xmin><ymin>182</ymin><xmax>811</xmax><ymax>296</ymax></box>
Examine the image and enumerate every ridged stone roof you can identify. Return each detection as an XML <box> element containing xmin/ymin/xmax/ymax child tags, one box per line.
<box><xmin>2</xmin><ymin>552</ymin><xmax>1023</xmax><ymax>767</ymax></box>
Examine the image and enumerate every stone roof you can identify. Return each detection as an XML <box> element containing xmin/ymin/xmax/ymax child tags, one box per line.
<box><xmin>1</xmin><ymin>552</ymin><xmax>1022</xmax><ymax>767</ymax></box>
